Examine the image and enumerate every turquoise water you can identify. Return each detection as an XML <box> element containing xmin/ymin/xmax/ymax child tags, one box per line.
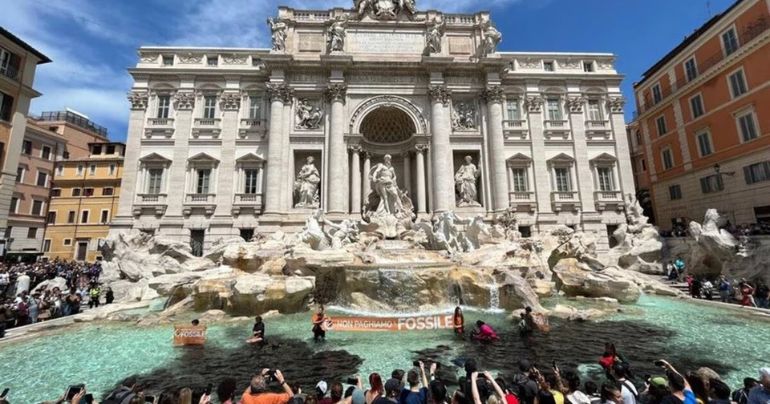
<box><xmin>0</xmin><ymin>295</ymin><xmax>767</xmax><ymax>403</ymax></box>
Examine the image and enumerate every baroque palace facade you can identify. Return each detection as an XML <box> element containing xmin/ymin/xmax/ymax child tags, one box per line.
<box><xmin>112</xmin><ymin>1</ymin><xmax>634</xmax><ymax>254</ymax></box>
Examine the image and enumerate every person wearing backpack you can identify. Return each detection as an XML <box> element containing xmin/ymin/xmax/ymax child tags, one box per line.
<box><xmin>611</xmin><ymin>363</ymin><xmax>638</xmax><ymax>404</ymax></box>
<box><xmin>512</xmin><ymin>360</ymin><xmax>538</xmax><ymax>404</ymax></box>
<box><xmin>103</xmin><ymin>376</ymin><xmax>138</xmax><ymax>404</ymax></box>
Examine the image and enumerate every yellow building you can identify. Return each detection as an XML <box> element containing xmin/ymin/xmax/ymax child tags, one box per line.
<box><xmin>43</xmin><ymin>142</ymin><xmax>124</xmax><ymax>261</ymax></box>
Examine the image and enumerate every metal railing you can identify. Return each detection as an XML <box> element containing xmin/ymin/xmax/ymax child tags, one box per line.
<box><xmin>36</xmin><ymin>111</ymin><xmax>108</xmax><ymax>137</ymax></box>
<box><xmin>640</xmin><ymin>16</ymin><xmax>769</xmax><ymax>113</ymax></box>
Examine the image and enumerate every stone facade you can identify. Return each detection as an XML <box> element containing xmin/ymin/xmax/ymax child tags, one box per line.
<box><xmin>111</xmin><ymin>3</ymin><xmax>633</xmax><ymax>254</ymax></box>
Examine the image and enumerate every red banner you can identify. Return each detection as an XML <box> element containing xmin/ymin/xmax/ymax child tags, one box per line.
<box><xmin>323</xmin><ymin>315</ymin><xmax>456</xmax><ymax>332</ymax></box>
<box><xmin>173</xmin><ymin>325</ymin><xmax>207</xmax><ymax>345</ymax></box>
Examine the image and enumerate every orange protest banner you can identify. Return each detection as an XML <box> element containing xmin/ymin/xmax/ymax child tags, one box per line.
<box><xmin>322</xmin><ymin>314</ymin><xmax>456</xmax><ymax>332</ymax></box>
<box><xmin>173</xmin><ymin>325</ymin><xmax>207</xmax><ymax>346</ymax></box>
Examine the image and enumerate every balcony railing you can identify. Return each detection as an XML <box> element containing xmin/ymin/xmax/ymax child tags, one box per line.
<box><xmin>185</xmin><ymin>193</ymin><xmax>216</xmax><ymax>203</ymax></box>
<box><xmin>640</xmin><ymin>16</ymin><xmax>769</xmax><ymax>113</ymax></box>
<box><xmin>0</xmin><ymin>64</ymin><xmax>19</xmax><ymax>81</ymax></box>
<box><xmin>148</xmin><ymin>117</ymin><xmax>174</xmax><ymax>126</ymax></box>
<box><xmin>544</xmin><ymin>120</ymin><xmax>568</xmax><ymax>129</ymax></box>
<box><xmin>594</xmin><ymin>190</ymin><xmax>622</xmax><ymax>200</ymax></box>
<box><xmin>503</xmin><ymin>120</ymin><xmax>526</xmax><ymax>128</ymax></box>
<box><xmin>192</xmin><ymin>118</ymin><xmax>222</xmax><ymax>138</ymax></box>
<box><xmin>234</xmin><ymin>193</ymin><xmax>262</xmax><ymax>204</ymax></box>
<box><xmin>136</xmin><ymin>193</ymin><xmax>167</xmax><ymax>204</ymax></box>
<box><xmin>509</xmin><ymin>191</ymin><xmax>534</xmax><ymax>201</ymax></box>
<box><xmin>585</xmin><ymin>120</ymin><xmax>609</xmax><ymax>129</ymax></box>
<box><xmin>195</xmin><ymin>118</ymin><xmax>220</xmax><ymax>126</ymax></box>
<box><xmin>551</xmin><ymin>191</ymin><xmax>578</xmax><ymax>201</ymax></box>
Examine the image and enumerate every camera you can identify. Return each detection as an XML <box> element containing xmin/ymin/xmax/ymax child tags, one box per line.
<box><xmin>265</xmin><ymin>369</ymin><xmax>278</xmax><ymax>382</ymax></box>
<box><xmin>66</xmin><ymin>385</ymin><xmax>85</xmax><ymax>400</ymax></box>
<box><xmin>653</xmin><ymin>360</ymin><xmax>665</xmax><ymax>367</ymax></box>
<box><xmin>204</xmin><ymin>383</ymin><xmax>213</xmax><ymax>395</ymax></box>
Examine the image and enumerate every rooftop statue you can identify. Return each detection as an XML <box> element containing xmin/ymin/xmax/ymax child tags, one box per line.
<box><xmin>355</xmin><ymin>0</ymin><xmax>416</xmax><ymax>19</ymax></box>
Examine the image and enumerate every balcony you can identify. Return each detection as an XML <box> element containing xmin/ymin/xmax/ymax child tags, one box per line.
<box><xmin>144</xmin><ymin>117</ymin><xmax>175</xmax><ymax>138</ymax></box>
<box><xmin>238</xmin><ymin>118</ymin><xmax>266</xmax><ymax>139</ymax></box>
<box><xmin>585</xmin><ymin>120</ymin><xmax>612</xmax><ymax>140</ymax></box>
<box><xmin>183</xmin><ymin>193</ymin><xmax>216</xmax><ymax>216</ymax></box>
<box><xmin>0</xmin><ymin>64</ymin><xmax>19</xmax><ymax>81</ymax></box>
<box><xmin>502</xmin><ymin>120</ymin><xmax>529</xmax><ymax>140</ymax></box>
<box><xmin>508</xmin><ymin>191</ymin><xmax>536</xmax><ymax>212</ymax></box>
<box><xmin>192</xmin><ymin>118</ymin><xmax>222</xmax><ymax>138</ymax></box>
<box><xmin>543</xmin><ymin>120</ymin><xmax>571</xmax><ymax>140</ymax></box>
<box><xmin>232</xmin><ymin>193</ymin><xmax>264</xmax><ymax>215</ymax></box>
<box><xmin>133</xmin><ymin>193</ymin><xmax>168</xmax><ymax>216</ymax></box>
<box><xmin>594</xmin><ymin>190</ymin><xmax>625</xmax><ymax>212</ymax></box>
<box><xmin>550</xmin><ymin>191</ymin><xmax>581</xmax><ymax>212</ymax></box>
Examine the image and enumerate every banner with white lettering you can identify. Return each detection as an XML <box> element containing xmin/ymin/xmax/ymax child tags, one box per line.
<box><xmin>323</xmin><ymin>315</ymin><xmax>456</xmax><ymax>332</ymax></box>
<box><xmin>173</xmin><ymin>325</ymin><xmax>207</xmax><ymax>345</ymax></box>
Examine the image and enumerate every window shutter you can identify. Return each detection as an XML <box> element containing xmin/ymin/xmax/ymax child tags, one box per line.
<box><xmin>764</xmin><ymin>162</ymin><xmax>770</xmax><ymax>181</ymax></box>
<box><xmin>700</xmin><ymin>177</ymin><xmax>708</xmax><ymax>193</ymax></box>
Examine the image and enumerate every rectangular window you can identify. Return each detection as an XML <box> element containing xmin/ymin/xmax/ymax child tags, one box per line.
<box><xmin>0</xmin><ymin>47</ymin><xmax>20</xmax><ymax>79</ymax></box>
<box><xmin>56</xmin><ymin>165</ymin><xmax>63</xmax><ymax>176</ymax></box>
<box><xmin>0</xmin><ymin>91</ymin><xmax>14</xmax><ymax>121</ymax></box>
<box><xmin>77</xmin><ymin>165</ymin><xmax>84</xmax><ymax>175</ymax></box>
<box><xmin>196</xmin><ymin>169</ymin><xmax>211</xmax><ymax>194</ymax></box>
<box><xmin>512</xmin><ymin>168</ymin><xmax>528</xmax><ymax>192</ymax></box>
<box><xmin>587</xmin><ymin>100</ymin><xmax>603</xmax><ymax>121</ymax></box>
<box><xmin>728</xmin><ymin>69</ymin><xmax>748</xmax><ymax>98</ymax></box>
<box><xmin>203</xmin><ymin>96</ymin><xmax>217</xmax><ymax>119</ymax></box>
<box><xmin>109</xmin><ymin>164</ymin><xmax>116</xmax><ymax>175</ymax></box>
<box><xmin>690</xmin><ymin>94</ymin><xmax>704</xmax><ymax>119</ymax></box>
<box><xmin>597</xmin><ymin>167</ymin><xmax>614</xmax><ymax>191</ymax></box>
<box><xmin>543</xmin><ymin>61</ymin><xmax>554</xmax><ymax>72</ymax></box>
<box><xmin>92</xmin><ymin>144</ymin><xmax>102</xmax><ymax>155</ymax></box>
<box><xmin>46</xmin><ymin>211</ymin><xmax>56</xmax><ymax>224</ymax></box>
<box><xmin>81</xmin><ymin>210</ymin><xmax>89</xmax><ymax>224</ymax></box>
<box><xmin>157</xmin><ymin>95</ymin><xmax>170</xmax><ymax>118</ymax></box>
<box><xmin>41</xmin><ymin>145</ymin><xmax>52</xmax><ymax>160</ymax></box>
<box><xmin>207</xmin><ymin>55</ymin><xmax>218</xmax><ymax>66</ymax></box>
<box><xmin>102</xmin><ymin>187</ymin><xmax>114</xmax><ymax>196</ymax></box>
<box><xmin>506</xmin><ymin>100</ymin><xmax>521</xmax><ymax>121</ymax></box>
<box><xmin>554</xmin><ymin>168</ymin><xmax>571</xmax><ymax>192</ymax></box>
<box><xmin>22</xmin><ymin>140</ymin><xmax>32</xmax><ymax>155</ymax></box>
<box><xmin>89</xmin><ymin>165</ymin><xmax>96</xmax><ymax>175</ymax></box>
<box><xmin>16</xmin><ymin>166</ymin><xmax>23</xmax><ymax>182</ymax></box>
<box><xmin>583</xmin><ymin>61</ymin><xmax>594</xmax><ymax>72</ymax></box>
<box><xmin>662</xmin><ymin>149</ymin><xmax>674</xmax><ymax>170</ymax></box>
<box><xmin>51</xmin><ymin>189</ymin><xmax>61</xmax><ymax>197</ymax></box>
<box><xmin>84</xmin><ymin>188</ymin><xmax>94</xmax><ymax>197</ymax></box>
<box><xmin>147</xmin><ymin>168</ymin><xmax>163</xmax><ymax>194</ymax></box>
<box><xmin>656</xmin><ymin>116</ymin><xmax>667</xmax><ymax>136</ymax></box>
<box><xmin>43</xmin><ymin>239</ymin><xmax>51</xmax><ymax>252</ymax></box>
<box><xmin>162</xmin><ymin>55</ymin><xmax>174</xmax><ymax>66</ymax></box>
<box><xmin>244</xmin><ymin>169</ymin><xmax>259</xmax><ymax>194</ymax></box>
<box><xmin>9</xmin><ymin>197</ymin><xmax>18</xmax><ymax>213</ymax></box>
<box><xmin>31</xmin><ymin>200</ymin><xmax>43</xmax><ymax>216</ymax></box>
<box><xmin>100</xmin><ymin>210</ymin><xmax>109</xmax><ymax>224</ymax></box>
<box><xmin>249</xmin><ymin>96</ymin><xmax>261</xmax><ymax>119</ymax></box>
<box><xmin>744</xmin><ymin>161</ymin><xmax>770</xmax><ymax>185</ymax></box>
<box><xmin>722</xmin><ymin>28</ymin><xmax>739</xmax><ymax>56</ymax></box>
<box><xmin>72</xmin><ymin>188</ymin><xmax>81</xmax><ymax>197</ymax></box>
<box><xmin>684</xmin><ymin>58</ymin><xmax>698</xmax><ymax>82</ymax></box>
<box><xmin>36</xmin><ymin>171</ymin><xmax>48</xmax><ymax>187</ymax></box>
<box><xmin>106</xmin><ymin>144</ymin><xmax>116</xmax><ymax>154</ymax></box>
<box><xmin>737</xmin><ymin>111</ymin><xmax>759</xmax><ymax>142</ymax></box>
<box><xmin>697</xmin><ymin>131</ymin><xmax>713</xmax><ymax>156</ymax></box>
<box><xmin>63</xmin><ymin>238</ymin><xmax>72</xmax><ymax>246</ymax></box>
<box><xmin>652</xmin><ymin>84</ymin><xmax>662</xmax><ymax>104</ymax></box>
<box><xmin>27</xmin><ymin>227</ymin><xmax>37</xmax><ymax>239</ymax></box>
<box><xmin>546</xmin><ymin>98</ymin><xmax>562</xmax><ymax>121</ymax></box>
<box><xmin>67</xmin><ymin>211</ymin><xmax>76</xmax><ymax>223</ymax></box>
<box><xmin>669</xmin><ymin>184</ymin><xmax>682</xmax><ymax>200</ymax></box>
<box><xmin>700</xmin><ymin>174</ymin><xmax>724</xmax><ymax>194</ymax></box>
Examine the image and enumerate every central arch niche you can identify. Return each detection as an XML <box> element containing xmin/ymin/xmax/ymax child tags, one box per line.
<box><xmin>360</xmin><ymin>107</ymin><xmax>415</xmax><ymax>144</ymax></box>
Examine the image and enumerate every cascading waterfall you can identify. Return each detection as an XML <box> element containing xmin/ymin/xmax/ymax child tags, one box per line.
<box><xmin>488</xmin><ymin>277</ymin><xmax>500</xmax><ymax>311</ymax></box>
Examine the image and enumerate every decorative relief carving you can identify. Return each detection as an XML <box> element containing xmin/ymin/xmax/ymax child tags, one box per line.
<box><xmin>349</xmin><ymin>95</ymin><xmax>427</xmax><ymax>135</ymax></box>
<box><xmin>445</xmin><ymin>74</ymin><xmax>480</xmax><ymax>85</ymax></box>
<box><xmin>524</xmin><ymin>95</ymin><xmax>544</xmax><ymax>113</ymax></box>
<box><xmin>415</xmin><ymin>143</ymin><xmax>429</xmax><ymax>153</ymax></box>
<box><xmin>451</xmin><ymin>101</ymin><xmax>477</xmax><ymax>130</ymax></box>
<box><xmin>597</xmin><ymin>60</ymin><xmax>614</xmax><ymax>70</ymax></box>
<box><xmin>327</xmin><ymin>15</ymin><xmax>348</xmax><ymax>53</ymax></box>
<box><xmin>267</xmin><ymin>17</ymin><xmax>288</xmax><ymax>52</ymax></box>
<box><xmin>173</xmin><ymin>91</ymin><xmax>196</xmax><ymax>110</ymax></box>
<box><xmin>290</xmin><ymin>73</ymin><xmax>325</xmax><ymax>83</ymax></box>
<box><xmin>139</xmin><ymin>53</ymin><xmax>159</xmax><ymax>63</ymax></box>
<box><xmin>349</xmin><ymin>73</ymin><xmax>426</xmax><ymax>85</ymax></box>
<box><xmin>481</xmin><ymin>86</ymin><xmax>505</xmax><ymax>104</ymax></box>
<box><xmin>428</xmin><ymin>85</ymin><xmax>451</xmax><ymax>106</ymax></box>
<box><xmin>220</xmin><ymin>92</ymin><xmax>241</xmax><ymax>110</ymax></box>
<box><xmin>296</xmin><ymin>98</ymin><xmax>325</xmax><ymax>129</ymax></box>
<box><xmin>518</xmin><ymin>58</ymin><xmax>541</xmax><ymax>69</ymax></box>
<box><xmin>325</xmin><ymin>84</ymin><xmax>348</xmax><ymax>103</ymax></box>
<box><xmin>607</xmin><ymin>96</ymin><xmax>625</xmax><ymax>113</ymax></box>
<box><xmin>355</xmin><ymin>0</ymin><xmax>416</xmax><ymax>20</ymax></box>
<box><xmin>127</xmin><ymin>91</ymin><xmax>149</xmax><ymax>110</ymax></box>
<box><xmin>566</xmin><ymin>96</ymin><xmax>586</xmax><ymax>113</ymax></box>
<box><xmin>222</xmin><ymin>54</ymin><xmax>248</xmax><ymax>64</ymax></box>
<box><xmin>178</xmin><ymin>53</ymin><xmax>203</xmax><ymax>64</ymax></box>
<box><xmin>426</xmin><ymin>15</ymin><xmax>445</xmax><ymax>54</ymax></box>
<box><xmin>556</xmin><ymin>59</ymin><xmax>581</xmax><ymax>69</ymax></box>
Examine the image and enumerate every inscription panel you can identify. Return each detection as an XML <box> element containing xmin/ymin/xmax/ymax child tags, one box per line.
<box><xmin>347</xmin><ymin>30</ymin><xmax>424</xmax><ymax>54</ymax></box>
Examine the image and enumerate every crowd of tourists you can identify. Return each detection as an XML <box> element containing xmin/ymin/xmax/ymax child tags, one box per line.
<box><xmin>0</xmin><ymin>259</ymin><xmax>112</xmax><ymax>337</ymax></box>
<box><xmin>663</xmin><ymin>259</ymin><xmax>769</xmax><ymax>309</ymax></box>
<box><xmin>660</xmin><ymin>221</ymin><xmax>770</xmax><ymax>238</ymax></box>
<box><xmin>34</xmin><ymin>349</ymin><xmax>770</xmax><ymax>404</ymax></box>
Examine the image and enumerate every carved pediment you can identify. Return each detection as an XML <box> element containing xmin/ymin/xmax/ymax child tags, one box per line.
<box><xmin>188</xmin><ymin>152</ymin><xmax>220</xmax><ymax>166</ymax></box>
<box><xmin>139</xmin><ymin>152</ymin><xmax>172</xmax><ymax>164</ymax></box>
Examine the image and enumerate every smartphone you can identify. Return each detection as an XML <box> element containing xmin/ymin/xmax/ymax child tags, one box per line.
<box><xmin>654</xmin><ymin>360</ymin><xmax>665</xmax><ymax>367</ymax></box>
<box><xmin>0</xmin><ymin>388</ymin><xmax>9</xmax><ymax>398</ymax></box>
<box><xmin>204</xmin><ymin>383</ymin><xmax>213</xmax><ymax>395</ymax></box>
<box><xmin>66</xmin><ymin>385</ymin><xmax>84</xmax><ymax>400</ymax></box>
<box><xmin>144</xmin><ymin>396</ymin><xmax>155</xmax><ymax>403</ymax></box>
<box><xmin>81</xmin><ymin>393</ymin><xmax>94</xmax><ymax>404</ymax></box>
<box><xmin>552</xmin><ymin>360</ymin><xmax>557</xmax><ymax>369</ymax></box>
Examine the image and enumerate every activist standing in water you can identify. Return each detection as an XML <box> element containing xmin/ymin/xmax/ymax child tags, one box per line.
<box><xmin>453</xmin><ymin>306</ymin><xmax>464</xmax><ymax>337</ymax></box>
<box><xmin>247</xmin><ymin>316</ymin><xmax>265</xmax><ymax>344</ymax></box>
<box><xmin>312</xmin><ymin>306</ymin><xmax>329</xmax><ymax>342</ymax></box>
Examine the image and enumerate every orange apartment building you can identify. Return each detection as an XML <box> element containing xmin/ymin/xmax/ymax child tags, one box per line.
<box><xmin>5</xmin><ymin>111</ymin><xmax>109</xmax><ymax>259</ymax></box>
<box><xmin>631</xmin><ymin>0</ymin><xmax>770</xmax><ymax>230</ymax></box>
<box><xmin>0</xmin><ymin>27</ymin><xmax>51</xmax><ymax>256</ymax></box>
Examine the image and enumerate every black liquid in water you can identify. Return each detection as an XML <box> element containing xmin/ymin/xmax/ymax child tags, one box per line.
<box><xmin>113</xmin><ymin>318</ymin><xmax>733</xmax><ymax>398</ymax></box>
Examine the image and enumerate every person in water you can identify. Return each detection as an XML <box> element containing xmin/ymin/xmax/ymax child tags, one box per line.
<box><xmin>247</xmin><ymin>316</ymin><xmax>265</xmax><ymax>344</ymax></box>
<box><xmin>471</xmin><ymin>320</ymin><xmax>499</xmax><ymax>341</ymax></box>
<box><xmin>453</xmin><ymin>306</ymin><xmax>464</xmax><ymax>336</ymax></box>
<box><xmin>312</xmin><ymin>306</ymin><xmax>328</xmax><ymax>342</ymax></box>
<box><xmin>519</xmin><ymin>306</ymin><xmax>536</xmax><ymax>335</ymax></box>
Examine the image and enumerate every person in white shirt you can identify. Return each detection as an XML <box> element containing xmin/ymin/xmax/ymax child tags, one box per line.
<box><xmin>611</xmin><ymin>364</ymin><xmax>637</xmax><ymax>404</ymax></box>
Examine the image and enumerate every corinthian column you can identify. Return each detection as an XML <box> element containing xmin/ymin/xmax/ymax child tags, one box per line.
<box><xmin>325</xmin><ymin>84</ymin><xmax>348</xmax><ymax>214</ymax></box>
<box><xmin>483</xmin><ymin>85</ymin><xmax>509</xmax><ymax>212</ymax></box>
<box><xmin>264</xmin><ymin>83</ymin><xmax>288</xmax><ymax>214</ymax></box>
<box><xmin>428</xmin><ymin>85</ymin><xmax>454</xmax><ymax>213</ymax></box>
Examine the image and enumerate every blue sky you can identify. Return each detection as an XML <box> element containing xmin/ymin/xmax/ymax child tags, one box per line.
<box><xmin>1</xmin><ymin>0</ymin><xmax>735</xmax><ymax>141</ymax></box>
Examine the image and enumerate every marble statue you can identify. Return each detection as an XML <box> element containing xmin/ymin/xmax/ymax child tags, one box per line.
<box><xmin>296</xmin><ymin>99</ymin><xmax>324</xmax><ymax>129</ymax></box>
<box><xmin>294</xmin><ymin>156</ymin><xmax>321</xmax><ymax>208</ymax></box>
<box><xmin>327</xmin><ymin>15</ymin><xmax>348</xmax><ymax>53</ymax></box>
<box><xmin>324</xmin><ymin>217</ymin><xmax>360</xmax><ymax>249</ymax></box>
<box><xmin>451</xmin><ymin>101</ymin><xmax>477</xmax><ymax>130</ymax></box>
<box><xmin>267</xmin><ymin>18</ymin><xmax>287</xmax><ymax>52</ymax></box>
<box><xmin>455</xmin><ymin>155</ymin><xmax>481</xmax><ymax>207</ymax></box>
<box><xmin>426</xmin><ymin>15</ymin><xmax>444</xmax><ymax>54</ymax></box>
<box><xmin>299</xmin><ymin>209</ymin><xmax>330</xmax><ymax>250</ymax></box>
<box><xmin>370</xmin><ymin>154</ymin><xmax>405</xmax><ymax>215</ymax></box>
<box><xmin>363</xmin><ymin>154</ymin><xmax>415</xmax><ymax>238</ymax></box>
<box><xmin>482</xmin><ymin>23</ymin><xmax>502</xmax><ymax>56</ymax></box>
<box><xmin>355</xmin><ymin>0</ymin><xmax>416</xmax><ymax>19</ymax></box>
